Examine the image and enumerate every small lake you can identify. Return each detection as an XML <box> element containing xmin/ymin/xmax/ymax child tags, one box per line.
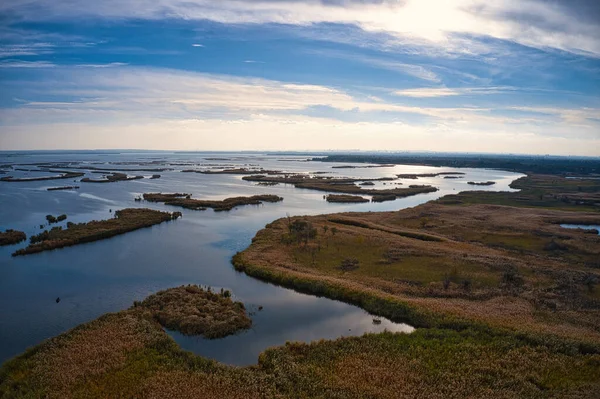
<box><xmin>0</xmin><ymin>151</ymin><xmax>524</xmax><ymax>365</ymax></box>
<box><xmin>560</xmin><ymin>224</ymin><xmax>600</xmax><ymax>235</ymax></box>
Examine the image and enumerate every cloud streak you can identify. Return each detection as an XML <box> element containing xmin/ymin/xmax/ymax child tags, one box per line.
<box><xmin>2</xmin><ymin>0</ymin><xmax>600</xmax><ymax>56</ymax></box>
<box><xmin>1</xmin><ymin>65</ymin><xmax>598</xmax><ymax>154</ymax></box>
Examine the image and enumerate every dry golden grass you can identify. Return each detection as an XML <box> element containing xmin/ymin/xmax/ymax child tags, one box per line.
<box><xmin>236</xmin><ymin>202</ymin><xmax>600</xmax><ymax>343</ymax></box>
<box><xmin>134</xmin><ymin>285</ymin><xmax>251</xmax><ymax>338</ymax></box>
<box><xmin>2</xmin><ymin>293</ymin><xmax>599</xmax><ymax>398</ymax></box>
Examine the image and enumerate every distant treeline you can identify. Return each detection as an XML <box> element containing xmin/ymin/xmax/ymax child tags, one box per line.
<box><xmin>316</xmin><ymin>154</ymin><xmax>600</xmax><ymax>175</ymax></box>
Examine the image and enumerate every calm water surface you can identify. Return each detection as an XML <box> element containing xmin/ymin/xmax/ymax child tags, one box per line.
<box><xmin>0</xmin><ymin>151</ymin><xmax>524</xmax><ymax>365</ymax></box>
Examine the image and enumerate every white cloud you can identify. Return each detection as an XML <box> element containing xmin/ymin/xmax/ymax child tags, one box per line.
<box><xmin>191</xmin><ymin>43</ymin><xmax>204</xmax><ymax>47</ymax></box>
<box><xmin>2</xmin><ymin>0</ymin><xmax>599</xmax><ymax>56</ymax></box>
<box><xmin>0</xmin><ymin>65</ymin><xmax>598</xmax><ymax>155</ymax></box>
<box><xmin>0</xmin><ymin>59</ymin><xmax>56</xmax><ymax>68</ymax></box>
<box><xmin>2</xmin><ymin>115</ymin><xmax>599</xmax><ymax>156</ymax></box>
<box><xmin>74</xmin><ymin>62</ymin><xmax>129</xmax><ymax>68</ymax></box>
<box><xmin>392</xmin><ymin>87</ymin><xmax>513</xmax><ymax>97</ymax></box>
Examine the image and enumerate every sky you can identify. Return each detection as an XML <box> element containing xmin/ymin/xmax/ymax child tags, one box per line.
<box><xmin>0</xmin><ymin>0</ymin><xmax>599</xmax><ymax>155</ymax></box>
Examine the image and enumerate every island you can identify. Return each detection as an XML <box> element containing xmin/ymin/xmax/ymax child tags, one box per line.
<box><xmin>468</xmin><ymin>181</ymin><xmax>496</xmax><ymax>186</ymax></box>
<box><xmin>12</xmin><ymin>208</ymin><xmax>181</xmax><ymax>256</ymax></box>
<box><xmin>0</xmin><ymin>230</ymin><xmax>26</xmax><ymax>246</ymax></box>
<box><xmin>183</xmin><ymin>168</ymin><xmax>281</xmax><ymax>175</ymax></box>
<box><xmin>397</xmin><ymin>172</ymin><xmax>465</xmax><ymax>179</ymax></box>
<box><xmin>243</xmin><ymin>174</ymin><xmax>438</xmax><ymax>200</ymax></box>
<box><xmin>325</xmin><ymin>194</ymin><xmax>370</xmax><ymax>203</ymax></box>
<box><xmin>143</xmin><ymin>193</ymin><xmax>284</xmax><ymax>211</ymax></box>
<box><xmin>47</xmin><ymin>186</ymin><xmax>80</xmax><ymax>191</ymax></box>
<box><xmin>134</xmin><ymin>285</ymin><xmax>252</xmax><ymax>338</ymax></box>
<box><xmin>81</xmin><ymin>173</ymin><xmax>144</xmax><ymax>183</ymax></box>
<box><xmin>0</xmin><ymin>170</ymin><xmax>84</xmax><ymax>182</ymax></box>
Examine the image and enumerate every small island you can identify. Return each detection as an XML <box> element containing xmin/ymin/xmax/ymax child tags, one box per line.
<box><xmin>81</xmin><ymin>173</ymin><xmax>144</xmax><ymax>183</ymax></box>
<box><xmin>13</xmin><ymin>208</ymin><xmax>181</xmax><ymax>256</ymax></box>
<box><xmin>183</xmin><ymin>168</ymin><xmax>281</xmax><ymax>175</ymax></box>
<box><xmin>46</xmin><ymin>214</ymin><xmax>67</xmax><ymax>224</ymax></box>
<box><xmin>243</xmin><ymin>174</ymin><xmax>438</xmax><ymax>200</ymax></box>
<box><xmin>468</xmin><ymin>181</ymin><xmax>496</xmax><ymax>186</ymax></box>
<box><xmin>143</xmin><ymin>193</ymin><xmax>283</xmax><ymax>211</ymax></box>
<box><xmin>0</xmin><ymin>170</ymin><xmax>84</xmax><ymax>182</ymax></box>
<box><xmin>134</xmin><ymin>285</ymin><xmax>252</xmax><ymax>338</ymax></box>
<box><xmin>397</xmin><ymin>172</ymin><xmax>465</xmax><ymax>179</ymax></box>
<box><xmin>0</xmin><ymin>229</ymin><xmax>26</xmax><ymax>246</ymax></box>
<box><xmin>47</xmin><ymin>186</ymin><xmax>80</xmax><ymax>191</ymax></box>
<box><xmin>326</xmin><ymin>194</ymin><xmax>370</xmax><ymax>203</ymax></box>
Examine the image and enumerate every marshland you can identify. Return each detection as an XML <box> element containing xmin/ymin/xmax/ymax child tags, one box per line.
<box><xmin>1</xmin><ymin>151</ymin><xmax>598</xmax><ymax>398</ymax></box>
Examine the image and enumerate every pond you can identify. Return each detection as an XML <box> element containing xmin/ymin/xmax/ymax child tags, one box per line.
<box><xmin>560</xmin><ymin>224</ymin><xmax>600</xmax><ymax>235</ymax></box>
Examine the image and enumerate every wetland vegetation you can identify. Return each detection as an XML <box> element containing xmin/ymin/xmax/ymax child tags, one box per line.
<box><xmin>2</xmin><ymin>163</ymin><xmax>600</xmax><ymax>398</ymax></box>
<box><xmin>13</xmin><ymin>209</ymin><xmax>181</xmax><ymax>256</ymax></box>
<box><xmin>0</xmin><ymin>230</ymin><xmax>26</xmax><ymax>246</ymax></box>
<box><xmin>397</xmin><ymin>172</ymin><xmax>465</xmax><ymax>179</ymax></box>
<box><xmin>325</xmin><ymin>194</ymin><xmax>370</xmax><ymax>203</ymax></box>
<box><xmin>468</xmin><ymin>181</ymin><xmax>496</xmax><ymax>186</ymax></box>
<box><xmin>243</xmin><ymin>174</ymin><xmax>438</xmax><ymax>199</ymax></box>
<box><xmin>47</xmin><ymin>186</ymin><xmax>80</xmax><ymax>191</ymax></box>
<box><xmin>81</xmin><ymin>173</ymin><xmax>144</xmax><ymax>183</ymax></box>
<box><xmin>143</xmin><ymin>193</ymin><xmax>284</xmax><ymax>211</ymax></box>
<box><xmin>0</xmin><ymin>171</ymin><xmax>84</xmax><ymax>182</ymax></box>
<box><xmin>133</xmin><ymin>285</ymin><xmax>251</xmax><ymax>338</ymax></box>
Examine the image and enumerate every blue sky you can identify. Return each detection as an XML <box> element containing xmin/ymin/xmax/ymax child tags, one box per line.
<box><xmin>0</xmin><ymin>0</ymin><xmax>599</xmax><ymax>155</ymax></box>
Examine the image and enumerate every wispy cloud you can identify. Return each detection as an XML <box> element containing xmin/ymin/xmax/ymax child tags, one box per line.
<box><xmin>0</xmin><ymin>59</ymin><xmax>56</xmax><ymax>68</ymax></box>
<box><xmin>393</xmin><ymin>87</ymin><xmax>514</xmax><ymax>98</ymax></box>
<box><xmin>74</xmin><ymin>62</ymin><xmax>129</xmax><ymax>68</ymax></box>
<box><xmin>1</xmin><ymin>65</ymin><xmax>597</xmax><ymax>132</ymax></box>
<box><xmin>1</xmin><ymin>65</ymin><xmax>598</xmax><ymax>154</ymax></box>
<box><xmin>191</xmin><ymin>43</ymin><xmax>204</xmax><ymax>47</ymax></box>
<box><xmin>305</xmin><ymin>49</ymin><xmax>440</xmax><ymax>82</ymax></box>
<box><xmin>2</xmin><ymin>0</ymin><xmax>599</xmax><ymax>56</ymax></box>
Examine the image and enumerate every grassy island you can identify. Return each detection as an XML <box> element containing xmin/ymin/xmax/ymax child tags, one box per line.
<box><xmin>143</xmin><ymin>193</ymin><xmax>283</xmax><ymax>211</ymax></box>
<box><xmin>12</xmin><ymin>208</ymin><xmax>181</xmax><ymax>256</ymax></box>
<box><xmin>47</xmin><ymin>186</ymin><xmax>80</xmax><ymax>191</ymax></box>
<box><xmin>182</xmin><ymin>168</ymin><xmax>281</xmax><ymax>175</ymax></box>
<box><xmin>0</xmin><ymin>230</ymin><xmax>26</xmax><ymax>246</ymax></box>
<box><xmin>243</xmin><ymin>174</ymin><xmax>438</xmax><ymax>199</ymax></box>
<box><xmin>81</xmin><ymin>173</ymin><xmax>144</xmax><ymax>183</ymax></box>
<box><xmin>134</xmin><ymin>285</ymin><xmax>251</xmax><ymax>338</ymax></box>
<box><xmin>397</xmin><ymin>172</ymin><xmax>465</xmax><ymax>179</ymax></box>
<box><xmin>0</xmin><ymin>170</ymin><xmax>84</xmax><ymax>182</ymax></box>
<box><xmin>468</xmin><ymin>181</ymin><xmax>496</xmax><ymax>186</ymax></box>
<box><xmin>326</xmin><ymin>194</ymin><xmax>370</xmax><ymax>203</ymax></box>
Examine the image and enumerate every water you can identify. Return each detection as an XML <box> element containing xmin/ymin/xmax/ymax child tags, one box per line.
<box><xmin>560</xmin><ymin>224</ymin><xmax>600</xmax><ymax>235</ymax></box>
<box><xmin>0</xmin><ymin>151</ymin><xmax>524</xmax><ymax>365</ymax></box>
